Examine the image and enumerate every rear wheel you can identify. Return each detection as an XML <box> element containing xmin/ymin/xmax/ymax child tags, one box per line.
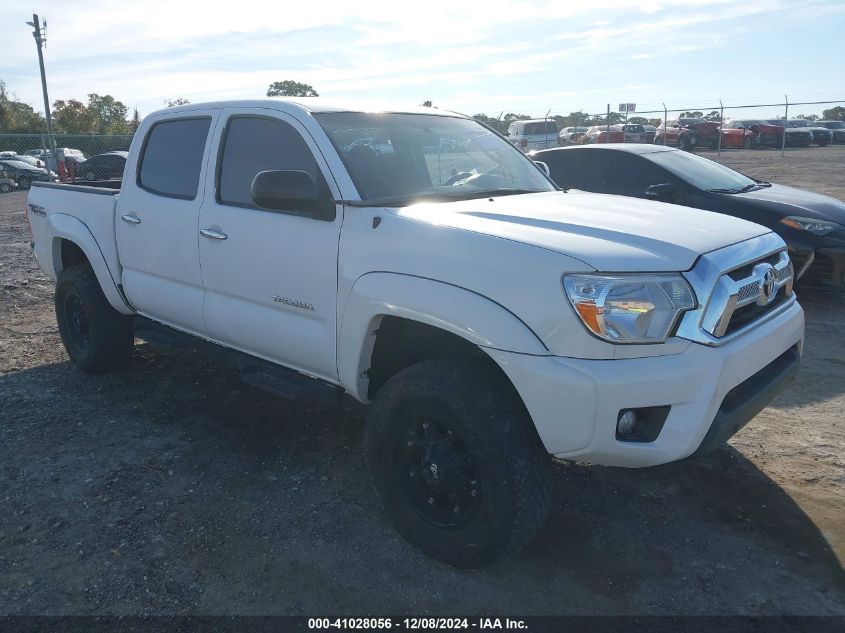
<box><xmin>365</xmin><ymin>359</ymin><xmax>552</xmax><ymax>568</ymax></box>
<box><xmin>0</xmin><ymin>182</ymin><xmax>11</xmax><ymax>193</ymax></box>
<box><xmin>55</xmin><ymin>263</ymin><xmax>134</xmax><ymax>373</ymax></box>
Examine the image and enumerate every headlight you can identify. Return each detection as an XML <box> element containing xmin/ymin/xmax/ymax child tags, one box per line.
<box><xmin>779</xmin><ymin>216</ymin><xmax>844</xmax><ymax>236</ymax></box>
<box><xmin>563</xmin><ymin>273</ymin><xmax>696</xmax><ymax>344</ymax></box>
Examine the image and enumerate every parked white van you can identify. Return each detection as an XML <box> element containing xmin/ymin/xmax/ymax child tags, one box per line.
<box><xmin>507</xmin><ymin>119</ymin><xmax>559</xmax><ymax>151</ymax></box>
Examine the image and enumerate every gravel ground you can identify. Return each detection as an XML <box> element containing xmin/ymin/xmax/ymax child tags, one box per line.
<box><xmin>0</xmin><ymin>146</ymin><xmax>843</xmax><ymax>615</ymax></box>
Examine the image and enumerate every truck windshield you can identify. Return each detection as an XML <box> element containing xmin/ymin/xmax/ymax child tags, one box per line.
<box><xmin>314</xmin><ymin>112</ymin><xmax>556</xmax><ymax>204</ymax></box>
<box><xmin>646</xmin><ymin>149</ymin><xmax>758</xmax><ymax>193</ymax></box>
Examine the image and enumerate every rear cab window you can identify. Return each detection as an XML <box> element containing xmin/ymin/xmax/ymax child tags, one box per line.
<box><xmin>138</xmin><ymin>117</ymin><xmax>212</xmax><ymax>199</ymax></box>
<box><xmin>524</xmin><ymin>121</ymin><xmax>557</xmax><ymax>135</ymax></box>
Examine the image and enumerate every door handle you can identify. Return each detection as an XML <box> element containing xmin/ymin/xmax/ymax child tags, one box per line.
<box><xmin>200</xmin><ymin>228</ymin><xmax>228</xmax><ymax>240</ymax></box>
<box><xmin>121</xmin><ymin>214</ymin><xmax>141</xmax><ymax>225</ymax></box>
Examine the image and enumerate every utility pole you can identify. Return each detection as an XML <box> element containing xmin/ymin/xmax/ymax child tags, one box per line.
<box><xmin>27</xmin><ymin>14</ymin><xmax>57</xmax><ymax>168</ymax></box>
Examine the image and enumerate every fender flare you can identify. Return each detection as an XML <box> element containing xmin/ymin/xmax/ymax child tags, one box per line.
<box><xmin>337</xmin><ymin>272</ymin><xmax>548</xmax><ymax>401</ymax></box>
<box><xmin>47</xmin><ymin>213</ymin><xmax>134</xmax><ymax>315</ymax></box>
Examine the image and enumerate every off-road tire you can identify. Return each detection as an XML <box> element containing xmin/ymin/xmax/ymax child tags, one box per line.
<box><xmin>55</xmin><ymin>263</ymin><xmax>133</xmax><ymax>373</ymax></box>
<box><xmin>364</xmin><ymin>359</ymin><xmax>553</xmax><ymax>568</ymax></box>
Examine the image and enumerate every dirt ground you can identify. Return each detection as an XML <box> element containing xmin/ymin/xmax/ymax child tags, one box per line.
<box><xmin>0</xmin><ymin>146</ymin><xmax>843</xmax><ymax>616</ymax></box>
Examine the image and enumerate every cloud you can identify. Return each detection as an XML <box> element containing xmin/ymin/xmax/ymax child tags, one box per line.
<box><xmin>1</xmin><ymin>0</ymin><xmax>841</xmax><ymax>120</ymax></box>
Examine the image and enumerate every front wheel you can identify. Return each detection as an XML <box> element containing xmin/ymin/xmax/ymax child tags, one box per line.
<box><xmin>18</xmin><ymin>176</ymin><xmax>32</xmax><ymax>189</ymax></box>
<box><xmin>55</xmin><ymin>263</ymin><xmax>134</xmax><ymax>373</ymax></box>
<box><xmin>678</xmin><ymin>135</ymin><xmax>692</xmax><ymax>151</ymax></box>
<box><xmin>0</xmin><ymin>182</ymin><xmax>11</xmax><ymax>193</ymax></box>
<box><xmin>364</xmin><ymin>359</ymin><xmax>552</xmax><ymax>568</ymax></box>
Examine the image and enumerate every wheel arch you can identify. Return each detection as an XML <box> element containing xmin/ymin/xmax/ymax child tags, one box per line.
<box><xmin>337</xmin><ymin>272</ymin><xmax>548</xmax><ymax>402</ymax></box>
<box><xmin>48</xmin><ymin>214</ymin><xmax>134</xmax><ymax>315</ymax></box>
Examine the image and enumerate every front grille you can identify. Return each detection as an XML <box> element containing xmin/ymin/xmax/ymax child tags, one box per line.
<box><xmin>725</xmin><ymin>291</ymin><xmax>790</xmax><ymax>335</ymax></box>
<box><xmin>704</xmin><ymin>250</ymin><xmax>794</xmax><ymax>338</ymax></box>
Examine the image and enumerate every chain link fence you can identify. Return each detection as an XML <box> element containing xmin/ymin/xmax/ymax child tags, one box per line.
<box><xmin>0</xmin><ymin>133</ymin><xmax>134</xmax><ymax>191</ymax></box>
<box><xmin>502</xmin><ymin>98</ymin><xmax>845</xmax><ymax>156</ymax></box>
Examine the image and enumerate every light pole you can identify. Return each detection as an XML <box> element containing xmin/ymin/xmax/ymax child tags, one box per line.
<box><xmin>27</xmin><ymin>14</ymin><xmax>57</xmax><ymax>168</ymax></box>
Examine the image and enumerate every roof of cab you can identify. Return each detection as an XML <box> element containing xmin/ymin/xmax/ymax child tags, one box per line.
<box><xmin>147</xmin><ymin>98</ymin><xmax>468</xmax><ymax>119</ymax></box>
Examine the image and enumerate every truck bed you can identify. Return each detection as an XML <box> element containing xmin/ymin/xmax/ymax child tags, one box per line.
<box><xmin>27</xmin><ymin>180</ymin><xmax>122</xmax><ymax>285</ymax></box>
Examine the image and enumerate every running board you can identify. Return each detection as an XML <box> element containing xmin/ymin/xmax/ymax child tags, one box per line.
<box><xmin>134</xmin><ymin>316</ymin><xmax>343</xmax><ymax>403</ymax></box>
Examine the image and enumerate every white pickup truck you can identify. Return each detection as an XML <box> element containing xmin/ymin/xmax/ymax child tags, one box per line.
<box><xmin>26</xmin><ymin>99</ymin><xmax>804</xmax><ymax>567</ymax></box>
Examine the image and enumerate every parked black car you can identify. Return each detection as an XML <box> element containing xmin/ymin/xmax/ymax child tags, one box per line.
<box><xmin>816</xmin><ymin>121</ymin><xmax>845</xmax><ymax>144</ymax></box>
<box><xmin>75</xmin><ymin>151</ymin><xmax>128</xmax><ymax>181</ymax></box>
<box><xmin>532</xmin><ymin>144</ymin><xmax>845</xmax><ymax>286</ymax></box>
<box><xmin>0</xmin><ymin>159</ymin><xmax>58</xmax><ymax>188</ymax></box>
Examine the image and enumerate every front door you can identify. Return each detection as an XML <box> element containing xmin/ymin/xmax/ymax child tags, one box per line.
<box><xmin>116</xmin><ymin>110</ymin><xmax>218</xmax><ymax>333</ymax></box>
<box><xmin>197</xmin><ymin>108</ymin><xmax>343</xmax><ymax>382</ymax></box>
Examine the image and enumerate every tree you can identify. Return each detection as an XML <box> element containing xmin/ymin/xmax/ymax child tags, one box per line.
<box><xmin>53</xmin><ymin>99</ymin><xmax>96</xmax><ymax>134</ymax></box>
<box><xmin>627</xmin><ymin>116</ymin><xmax>648</xmax><ymax>125</ymax></box>
<box><xmin>554</xmin><ymin>111</ymin><xmax>591</xmax><ymax>128</ymax></box>
<box><xmin>796</xmin><ymin>113</ymin><xmax>819</xmax><ymax>121</ymax></box>
<box><xmin>266</xmin><ymin>81</ymin><xmax>318</xmax><ymax>97</ymax></box>
<box><xmin>164</xmin><ymin>98</ymin><xmax>190</xmax><ymax>107</ymax></box>
<box><xmin>704</xmin><ymin>110</ymin><xmax>722</xmax><ymax>122</ymax></box>
<box><xmin>472</xmin><ymin>113</ymin><xmax>506</xmax><ymax>133</ymax></box>
<box><xmin>422</xmin><ymin>100</ymin><xmax>433</xmax><ymax>107</ymax></box>
<box><xmin>130</xmin><ymin>107</ymin><xmax>141</xmax><ymax>131</ymax></box>
<box><xmin>52</xmin><ymin>93</ymin><xmax>131</xmax><ymax>134</ymax></box>
<box><xmin>679</xmin><ymin>111</ymin><xmax>704</xmax><ymax>119</ymax></box>
<box><xmin>821</xmin><ymin>106</ymin><xmax>845</xmax><ymax>121</ymax></box>
<box><xmin>87</xmin><ymin>93</ymin><xmax>130</xmax><ymax>134</ymax></box>
<box><xmin>0</xmin><ymin>80</ymin><xmax>44</xmax><ymax>133</ymax></box>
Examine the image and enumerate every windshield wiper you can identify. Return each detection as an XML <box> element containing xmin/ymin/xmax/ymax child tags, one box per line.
<box><xmin>707</xmin><ymin>183</ymin><xmax>762</xmax><ymax>194</ymax></box>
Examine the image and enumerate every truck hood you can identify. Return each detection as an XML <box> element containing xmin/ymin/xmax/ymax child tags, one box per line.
<box><xmin>390</xmin><ymin>190</ymin><xmax>770</xmax><ymax>271</ymax></box>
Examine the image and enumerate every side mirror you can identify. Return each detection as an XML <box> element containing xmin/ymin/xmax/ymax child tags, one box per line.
<box><xmin>645</xmin><ymin>183</ymin><xmax>675</xmax><ymax>200</ymax></box>
<box><xmin>534</xmin><ymin>160</ymin><xmax>550</xmax><ymax>176</ymax></box>
<box><xmin>250</xmin><ymin>170</ymin><xmax>334</xmax><ymax>220</ymax></box>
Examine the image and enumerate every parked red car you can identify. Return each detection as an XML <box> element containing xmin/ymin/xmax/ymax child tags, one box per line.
<box><xmin>653</xmin><ymin>117</ymin><xmax>721</xmax><ymax>150</ymax></box>
<box><xmin>580</xmin><ymin>125</ymin><xmax>625</xmax><ymax>144</ymax></box>
<box><xmin>720</xmin><ymin>120</ymin><xmax>785</xmax><ymax>148</ymax></box>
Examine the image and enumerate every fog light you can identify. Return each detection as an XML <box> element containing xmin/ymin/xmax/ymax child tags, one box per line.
<box><xmin>617</xmin><ymin>410</ymin><xmax>638</xmax><ymax>435</ymax></box>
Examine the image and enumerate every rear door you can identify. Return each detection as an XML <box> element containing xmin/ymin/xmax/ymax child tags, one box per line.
<box><xmin>116</xmin><ymin>110</ymin><xmax>218</xmax><ymax>333</ymax></box>
<box><xmin>197</xmin><ymin>108</ymin><xmax>343</xmax><ymax>381</ymax></box>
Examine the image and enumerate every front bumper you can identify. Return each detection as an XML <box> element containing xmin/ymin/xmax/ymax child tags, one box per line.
<box><xmin>792</xmin><ymin>246</ymin><xmax>845</xmax><ymax>286</ymax></box>
<box><xmin>486</xmin><ymin>300</ymin><xmax>804</xmax><ymax>468</ymax></box>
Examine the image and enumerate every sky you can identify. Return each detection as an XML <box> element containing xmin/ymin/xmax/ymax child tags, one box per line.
<box><xmin>1</xmin><ymin>0</ymin><xmax>844</xmax><ymax>123</ymax></box>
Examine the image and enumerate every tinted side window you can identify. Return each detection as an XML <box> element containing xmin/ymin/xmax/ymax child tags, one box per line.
<box><xmin>584</xmin><ymin>154</ymin><xmax>664</xmax><ymax>197</ymax></box>
<box><xmin>139</xmin><ymin>118</ymin><xmax>211</xmax><ymax>199</ymax></box>
<box><xmin>541</xmin><ymin>151</ymin><xmax>581</xmax><ymax>189</ymax></box>
<box><xmin>218</xmin><ymin>116</ymin><xmax>329</xmax><ymax>210</ymax></box>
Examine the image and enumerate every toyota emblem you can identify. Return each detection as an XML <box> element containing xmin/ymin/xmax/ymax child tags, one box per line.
<box><xmin>760</xmin><ymin>266</ymin><xmax>777</xmax><ymax>304</ymax></box>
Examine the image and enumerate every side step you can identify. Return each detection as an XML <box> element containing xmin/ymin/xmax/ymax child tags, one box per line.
<box><xmin>134</xmin><ymin>316</ymin><xmax>344</xmax><ymax>403</ymax></box>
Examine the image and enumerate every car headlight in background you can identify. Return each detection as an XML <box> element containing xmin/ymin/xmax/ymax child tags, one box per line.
<box><xmin>563</xmin><ymin>273</ymin><xmax>696</xmax><ymax>344</ymax></box>
<box><xmin>779</xmin><ymin>216</ymin><xmax>844</xmax><ymax>236</ymax></box>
